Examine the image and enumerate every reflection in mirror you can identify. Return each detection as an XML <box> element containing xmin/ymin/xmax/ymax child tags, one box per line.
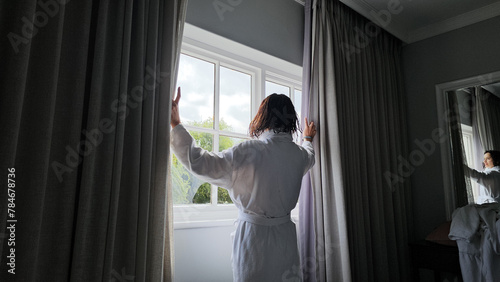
<box><xmin>445</xmin><ymin>81</ymin><xmax>500</xmax><ymax>206</ymax></box>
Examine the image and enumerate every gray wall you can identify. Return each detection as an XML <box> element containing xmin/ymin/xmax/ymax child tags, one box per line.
<box><xmin>174</xmin><ymin>226</ymin><xmax>235</xmax><ymax>282</ymax></box>
<box><xmin>185</xmin><ymin>0</ymin><xmax>304</xmax><ymax>66</ymax></box>
<box><xmin>402</xmin><ymin>16</ymin><xmax>500</xmax><ymax>240</ymax></box>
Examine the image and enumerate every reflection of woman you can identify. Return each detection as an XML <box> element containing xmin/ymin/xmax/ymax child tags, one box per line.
<box><xmin>465</xmin><ymin>150</ymin><xmax>500</xmax><ymax>204</ymax></box>
<box><xmin>170</xmin><ymin>88</ymin><xmax>316</xmax><ymax>281</ymax></box>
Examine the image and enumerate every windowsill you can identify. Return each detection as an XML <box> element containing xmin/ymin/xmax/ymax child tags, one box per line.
<box><xmin>173</xmin><ymin>204</ymin><xmax>300</xmax><ymax>230</ymax></box>
<box><xmin>174</xmin><ymin>204</ymin><xmax>239</xmax><ymax>229</ymax></box>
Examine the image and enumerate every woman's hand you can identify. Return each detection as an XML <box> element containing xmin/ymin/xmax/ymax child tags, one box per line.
<box><xmin>303</xmin><ymin>117</ymin><xmax>316</xmax><ymax>141</ymax></box>
<box><xmin>171</xmin><ymin>87</ymin><xmax>181</xmax><ymax>128</ymax></box>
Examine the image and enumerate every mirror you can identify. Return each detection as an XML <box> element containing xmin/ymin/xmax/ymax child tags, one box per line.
<box><xmin>436</xmin><ymin>71</ymin><xmax>500</xmax><ymax>219</ymax></box>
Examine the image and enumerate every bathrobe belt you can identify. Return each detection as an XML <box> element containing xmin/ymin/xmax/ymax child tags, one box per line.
<box><xmin>238</xmin><ymin>212</ymin><xmax>291</xmax><ymax>226</ymax></box>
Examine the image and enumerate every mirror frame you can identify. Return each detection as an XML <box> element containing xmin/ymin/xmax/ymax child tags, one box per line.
<box><xmin>435</xmin><ymin>70</ymin><xmax>500</xmax><ymax>220</ymax></box>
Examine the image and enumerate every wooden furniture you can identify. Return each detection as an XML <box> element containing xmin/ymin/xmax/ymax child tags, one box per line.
<box><xmin>409</xmin><ymin>240</ymin><xmax>463</xmax><ymax>282</ymax></box>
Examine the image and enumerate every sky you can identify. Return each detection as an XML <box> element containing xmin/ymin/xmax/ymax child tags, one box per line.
<box><xmin>176</xmin><ymin>53</ymin><xmax>302</xmax><ymax>135</ymax></box>
<box><xmin>176</xmin><ymin>54</ymin><xmax>250</xmax><ymax>134</ymax></box>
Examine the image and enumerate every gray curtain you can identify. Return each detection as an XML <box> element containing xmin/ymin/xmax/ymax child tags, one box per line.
<box><xmin>301</xmin><ymin>0</ymin><xmax>351</xmax><ymax>281</ymax></box>
<box><xmin>0</xmin><ymin>0</ymin><xmax>187</xmax><ymax>281</ymax></box>
<box><xmin>299</xmin><ymin>2</ymin><xmax>321</xmax><ymax>282</ymax></box>
<box><xmin>446</xmin><ymin>91</ymin><xmax>474</xmax><ymax>207</ymax></box>
<box><xmin>471</xmin><ymin>88</ymin><xmax>486</xmax><ymax>170</ymax></box>
<box><xmin>301</xmin><ymin>0</ymin><xmax>412</xmax><ymax>281</ymax></box>
<box><xmin>475</xmin><ymin>87</ymin><xmax>500</xmax><ymax>151</ymax></box>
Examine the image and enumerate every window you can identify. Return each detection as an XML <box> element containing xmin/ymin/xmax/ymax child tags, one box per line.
<box><xmin>461</xmin><ymin>124</ymin><xmax>480</xmax><ymax>202</ymax></box>
<box><xmin>173</xmin><ymin>52</ymin><xmax>254</xmax><ymax>205</ymax></box>
<box><xmin>173</xmin><ymin>24</ymin><xmax>302</xmax><ymax>228</ymax></box>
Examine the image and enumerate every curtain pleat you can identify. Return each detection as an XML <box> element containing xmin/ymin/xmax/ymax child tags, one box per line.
<box><xmin>302</xmin><ymin>0</ymin><xmax>413</xmax><ymax>281</ymax></box>
<box><xmin>0</xmin><ymin>0</ymin><xmax>187</xmax><ymax>281</ymax></box>
<box><xmin>158</xmin><ymin>1</ymin><xmax>188</xmax><ymax>280</ymax></box>
<box><xmin>301</xmin><ymin>0</ymin><xmax>351</xmax><ymax>281</ymax></box>
<box><xmin>446</xmin><ymin>91</ymin><xmax>474</xmax><ymax>206</ymax></box>
<box><xmin>332</xmin><ymin>8</ymin><xmax>412</xmax><ymax>279</ymax></box>
<box><xmin>299</xmin><ymin>1</ymin><xmax>317</xmax><ymax>281</ymax></box>
<box><xmin>475</xmin><ymin>87</ymin><xmax>500</xmax><ymax>151</ymax></box>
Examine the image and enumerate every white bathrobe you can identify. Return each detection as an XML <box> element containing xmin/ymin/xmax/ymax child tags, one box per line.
<box><xmin>465</xmin><ymin>166</ymin><xmax>500</xmax><ymax>203</ymax></box>
<box><xmin>449</xmin><ymin>203</ymin><xmax>500</xmax><ymax>282</ymax></box>
<box><xmin>170</xmin><ymin>124</ymin><xmax>315</xmax><ymax>281</ymax></box>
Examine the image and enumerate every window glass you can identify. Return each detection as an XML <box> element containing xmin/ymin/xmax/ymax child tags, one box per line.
<box><xmin>266</xmin><ymin>81</ymin><xmax>290</xmax><ymax>97</ymax></box>
<box><xmin>177</xmin><ymin>54</ymin><xmax>214</xmax><ymax>129</ymax></box>
<box><xmin>218</xmin><ymin>188</ymin><xmax>232</xmax><ymax>204</ymax></box>
<box><xmin>220</xmin><ymin>66</ymin><xmax>251</xmax><ymax>134</ymax></box>
<box><xmin>172</xmin><ymin>131</ymin><xmax>213</xmax><ymax>204</ymax></box>
<box><xmin>217</xmin><ymin>136</ymin><xmax>246</xmax><ymax>204</ymax></box>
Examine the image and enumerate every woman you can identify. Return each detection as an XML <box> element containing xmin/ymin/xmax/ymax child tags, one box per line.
<box><xmin>170</xmin><ymin>87</ymin><xmax>316</xmax><ymax>281</ymax></box>
<box><xmin>465</xmin><ymin>150</ymin><xmax>500</xmax><ymax>204</ymax></box>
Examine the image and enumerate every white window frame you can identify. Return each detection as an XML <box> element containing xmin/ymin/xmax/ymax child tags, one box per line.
<box><xmin>461</xmin><ymin>124</ymin><xmax>479</xmax><ymax>201</ymax></box>
<box><xmin>173</xmin><ymin>24</ymin><xmax>302</xmax><ymax>229</ymax></box>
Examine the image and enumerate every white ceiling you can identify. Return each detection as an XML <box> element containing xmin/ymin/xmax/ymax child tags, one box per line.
<box><xmin>339</xmin><ymin>0</ymin><xmax>500</xmax><ymax>43</ymax></box>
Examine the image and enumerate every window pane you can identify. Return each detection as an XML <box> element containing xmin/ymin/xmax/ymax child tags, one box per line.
<box><xmin>218</xmin><ymin>187</ymin><xmax>232</xmax><ymax>204</ymax></box>
<box><xmin>176</xmin><ymin>54</ymin><xmax>214</xmax><ymax>129</ymax></box>
<box><xmin>171</xmin><ymin>131</ymin><xmax>213</xmax><ymax>204</ymax></box>
<box><xmin>220</xmin><ymin>66</ymin><xmax>251</xmax><ymax>134</ymax></box>
<box><xmin>218</xmin><ymin>136</ymin><xmax>247</xmax><ymax>204</ymax></box>
<box><xmin>266</xmin><ymin>81</ymin><xmax>290</xmax><ymax>97</ymax></box>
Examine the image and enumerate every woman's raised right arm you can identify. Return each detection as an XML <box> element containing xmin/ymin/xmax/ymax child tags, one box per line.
<box><xmin>171</xmin><ymin>124</ymin><xmax>234</xmax><ymax>188</ymax></box>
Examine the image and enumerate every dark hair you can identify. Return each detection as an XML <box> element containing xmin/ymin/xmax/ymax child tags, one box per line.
<box><xmin>249</xmin><ymin>94</ymin><xmax>299</xmax><ymax>138</ymax></box>
<box><xmin>485</xmin><ymin>150</ymin><xmax>500</xmax><ymax>167</ymax></box>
